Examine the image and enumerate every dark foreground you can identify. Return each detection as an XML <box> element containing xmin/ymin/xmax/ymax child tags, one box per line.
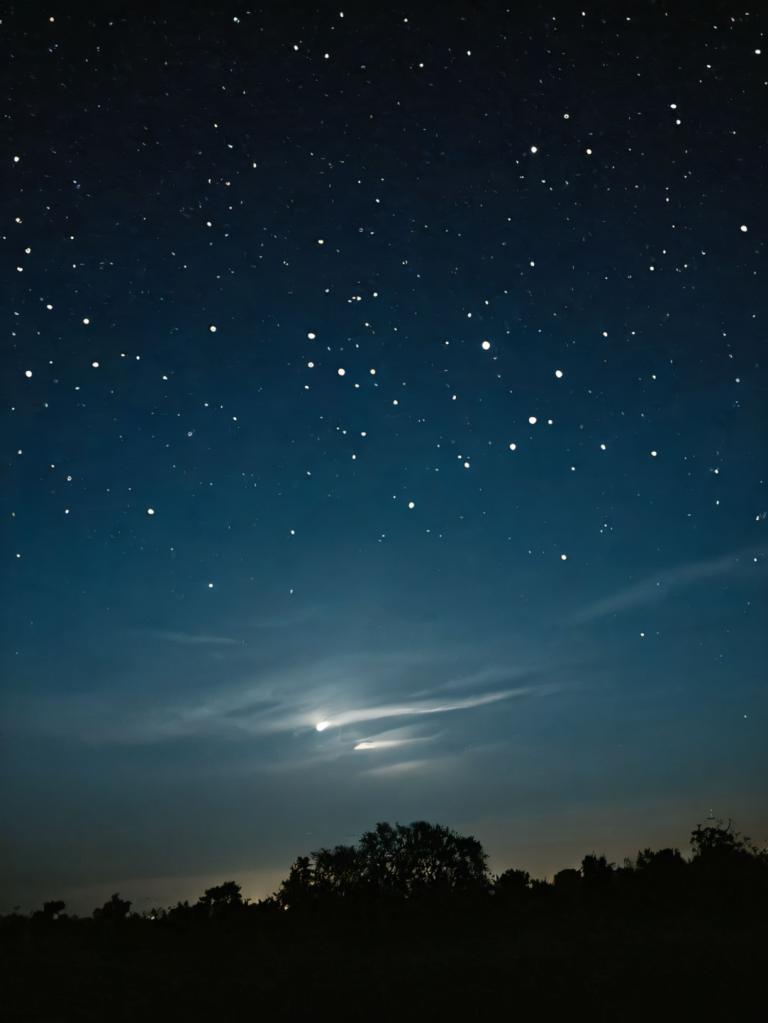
<box><xmin>4</xmin><ymin>819</ymin><xmax>766</xmax><ymax>1020</ymax></box>
<box><xmin>2</xmin><ymin>907</ymin><xmax>764</xmax><ymax>1022</ymax></box>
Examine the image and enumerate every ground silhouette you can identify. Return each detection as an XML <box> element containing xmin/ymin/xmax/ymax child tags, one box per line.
<box><xmin>2</xmin><ymin>819</ymin><xmax>765</xmax><ymax>1020</ymax></box>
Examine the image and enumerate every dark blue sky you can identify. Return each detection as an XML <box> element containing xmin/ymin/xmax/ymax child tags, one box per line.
<box><xmin>2</xmin><ymin>3</ymin><xmax>766</xmax><ymax>913</ymax></box>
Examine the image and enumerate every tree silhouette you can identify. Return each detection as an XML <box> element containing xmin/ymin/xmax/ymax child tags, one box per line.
<box><xmin>279</xmin><ymin>821</ymin><xmax>488</xmax><ymax>908</ymax></box>
<box><xmin>279</xmin><ymin>855</ymin><xmax>315</xmax><ymax>910</ymax></box>
<box><xmin>358</xmin><ymin>821</ymin><xmax>488</xmax><ymax>897</ymax></box>
<box><xmin>197</xmin><ymin>881</ymin><xmax>244</xmax><ymax>908</ymax></box>
<box><xmin>313</xmin><ymin>844</ymin><xmax>362</xmax><ymax>897</ymax></box>
<box><xmin>689</xmin><ymin>819</ymin><xmax>768</xmax><ymax>913</ymax></box>
<box><xmin>494</xmin><ymin>867</ymin><xmax>531</xmax><ymax>898</ymax></box>
<box><xmin>196</xmin><ymin>881</ymin><xmax>245</xmax><ymax>920</ymax></box>
<box><xmin>630</xmin><ymin>846</ymin><xmax>690</xmax><ymax>910</ymax></box>
<box><xmin>35</xmin><ymin>900</ymin><xmax>66</xmax><ymax>921</ymax></box>
<box><xmin>93</xmin><ymin>893</ymin><xmax>131</xmax><ymax>921</ymax></box>
<box><xmin>581</xmin><ymin>853</ymin><xmax>614</xmax><ymax>889</ymax></box>
<box><xmin>690</xmin><ymin>819</ymin><xmax>751</xmax><ymax>861</ymax></box>
<box><xmin>553</xmin><ymin>867</ymin><xmax>581</xmax><ymax>894</ymax></box>
<box><xmin>493</xmin><ymin>868</ymin><xmax>532</xmax><ymax>915</ymax></box>
<box><xmin>635</xmin><ymin>847</ymin><xmax>686</xmax><ymax>876</ymax></box>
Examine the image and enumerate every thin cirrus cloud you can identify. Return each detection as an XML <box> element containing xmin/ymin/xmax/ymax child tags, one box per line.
<box><xmin>306</xmin><ymin>689</ymin><xmax>529</xmax><ymax>734</ymax></box>
<box><xmin>569</xmin><ymin>550</ymin><xmax>761</xmax><ymax>625</ymax></box>
<box><xmin>9</xmin><ymin>643</ymin><xmax>551</xmax><ymax>749</ymax></box>
<box><xmin>127</xmin><ymin>685</ymin><xmax>526</xmax><ymax>746</ymax></box>
<box><xmin>163</xmin><ymin>648</ymin><xmax>536</xmax><ymax>743</ymax></box>
<box><xmin>362</xmin><ymin>758</ymin><xmax>442</xmax><ymax>777</ymax></box>
<box><xmin>354</xmin><ymin>739</ymin><xmax>418</xmax><ymax>751</ymax></box>
<box><xmin>147</xmin><ymin>630</ymin><xmax>242</xmax><ymax>647</ymax></box>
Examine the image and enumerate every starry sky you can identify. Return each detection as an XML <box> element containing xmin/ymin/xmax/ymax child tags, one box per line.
<box><xmin>2</xmin><ymin>4</ymin><xmax>766</xmax><ymax>914</ymax></box>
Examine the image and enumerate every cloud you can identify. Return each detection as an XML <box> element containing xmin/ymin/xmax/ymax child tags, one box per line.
<box><xmin>8</xmin><ymin>639</ymin><xmax>561</xmax><ymax>754</ymax></box>
<box><xmin>306</xmin><ymin>689</ymin><xmax>528</xmax><ymax>733</ymax></box>
<box><xmin>130</xmin><ymin>648</ymin><xmax>535</xmax><ymax>744</ymax></box>
<box><xmin>411</xmin><ymin>664</ymin><xmax>525</xmax><ymax>697</ymax></box>
<box><xmin>362</xmin><ymin>758</ymin><xmax>443</xmax><ymax>777</ymax></box>
<box><xmin>354</xmin><ymin>739</ymin><xmax>419</xmax><ymax>751</ymax></box>
<box><xmin>570</xmin><ymin>550</ymin><xmax>760</xmax><ymax>625</ymax></box>
<box><xmin>144</xmin><ymin>682</ymin><xmax>530</xmax><ymax>744</ymax></box>
<box><xmin>147</xmin><ymin>630</ymin><xmax>242</xmax><ymax>647</ymax></box>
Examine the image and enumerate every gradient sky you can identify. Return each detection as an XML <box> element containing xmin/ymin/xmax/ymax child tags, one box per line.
<box><xmin>2</xmin><ymin>4</ymin><xmax>766</xmax><ymax>914</ymax></box>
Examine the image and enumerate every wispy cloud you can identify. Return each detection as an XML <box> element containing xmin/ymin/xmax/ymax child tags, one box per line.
<box><xmin>412</xmin><ymin>664</ymin><xmax>525</xmax><ymax>697</ymax></box>
<box><xmin>354</xmin><ymin>739</ymin><xmax>420</xmax><ymax>751</ymax></box>
<box><xmin>363</xmin><ymin>758</ymin><xmax>443</xmax><ymax>777</ymax></box>
<box><xmin>120</xmin><ymin>649</ymin><xmax>536</xmax><ymax>745</ymax></box>
<box><xmin>147</xmin><ymin>630</ymin><xmax>242</xmax><ymax>647</ymax></box>
<box><xmin>307</xmin><ymin>689</ymin><xmax>528</xmax><ymax>733</ymax></box>
<box><xmin>149</xmin><ymin>683</ymin><xmax>530</xmax><ymax>744</ymax></box>
<box><xmin>9</xmin><ymin>641</ymin><xmax>562</xmax><ymax>754</ymax></box>
<box><xmin>570</xmin><ymin>550</ymin><xmax>760</xmax><ymax>625</ymax></box>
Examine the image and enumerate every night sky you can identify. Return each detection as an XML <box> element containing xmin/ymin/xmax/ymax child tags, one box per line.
<box><xmin>2</xmin><ymin>4</ymin><xmax>766</xmax><ymax>914</ymax></box>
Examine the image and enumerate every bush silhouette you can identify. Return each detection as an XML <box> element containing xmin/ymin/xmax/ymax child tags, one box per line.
<box><xmin>33</xmin><ymin>899</ymin><xmax>66</xmax><ymax>921</ymax></box>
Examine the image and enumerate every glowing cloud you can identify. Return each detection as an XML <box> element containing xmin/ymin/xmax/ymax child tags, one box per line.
<box><xmin>308</xmin><ymin>689</ymin><xmax>525</xmax><ymax>734</ymax></box>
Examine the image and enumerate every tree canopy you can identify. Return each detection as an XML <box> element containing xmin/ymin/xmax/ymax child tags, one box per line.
<box><xmin>279</xmin><ymin>820</ymin><xmax>488</xmax><ymax>907</ymax></box>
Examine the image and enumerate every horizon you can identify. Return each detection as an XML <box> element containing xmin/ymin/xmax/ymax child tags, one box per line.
<box><xmin>3</xmin><ymin>811</ymin><xmax>758</xmax><ymax>916</ymax></box>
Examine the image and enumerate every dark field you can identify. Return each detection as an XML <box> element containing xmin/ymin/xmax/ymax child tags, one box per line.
<box><xmin>2</xmin><ymin>908</ymin><xmax>764</xmax><ymax>1021</ymax></box>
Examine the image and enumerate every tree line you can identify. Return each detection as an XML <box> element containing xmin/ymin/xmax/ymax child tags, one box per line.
<box><xmin>17</xmin><ymin>817</ymin><xmax>768</xmax><ymax>926</ymax></box>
